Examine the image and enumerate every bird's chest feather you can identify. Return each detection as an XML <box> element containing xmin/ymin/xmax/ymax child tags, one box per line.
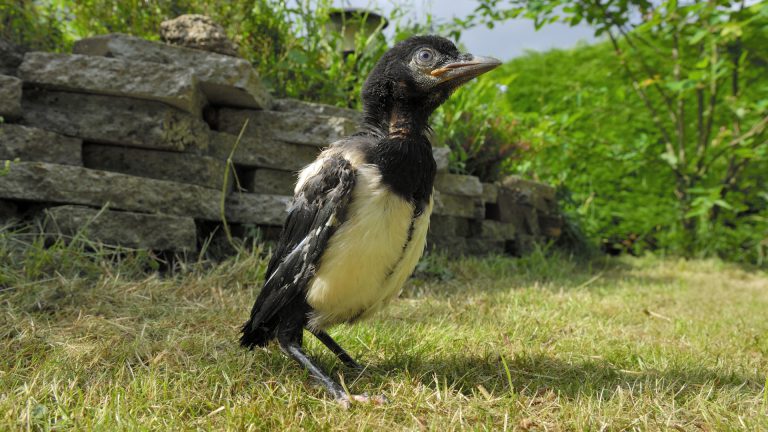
<box><xmin>305</xmin><ymin>163</ymin><xmax>432</xmax><ymax>330</ymax></box>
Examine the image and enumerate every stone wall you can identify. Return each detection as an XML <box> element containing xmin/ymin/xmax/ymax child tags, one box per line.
<box><xmin>0</xmin><ymin>33</ymin><xmax>562</xmax><ymax>256</ymax></box>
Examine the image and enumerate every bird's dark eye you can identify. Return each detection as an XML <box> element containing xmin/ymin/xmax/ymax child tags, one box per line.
<box><xmin>415</xmin><ymin>48</ymin><xmax>435</xmax><ymax>65</ymax></box>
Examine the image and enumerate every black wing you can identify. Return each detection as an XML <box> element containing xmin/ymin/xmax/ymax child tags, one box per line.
<box><xmin>240</xmin><ymin>153</ymin><xmax>357</xmax><ymax>347</ymax></box>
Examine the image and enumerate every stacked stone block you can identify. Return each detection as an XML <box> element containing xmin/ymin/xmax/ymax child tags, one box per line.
<box><xmin>0</xmin><ymin>33</ymin><xmax>562</xmax><ymax>256</ymax></box>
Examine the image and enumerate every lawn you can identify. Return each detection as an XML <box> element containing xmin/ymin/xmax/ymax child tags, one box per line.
<box><xmin>1</xmin><ymin>238</ymin><xmax>766</xmax><ymax>430</ymax></box>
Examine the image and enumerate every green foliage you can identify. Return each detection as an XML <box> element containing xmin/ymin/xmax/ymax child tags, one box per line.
<box><xmin>0</xmin><ymin>0</ymin><xmax>67</xmax><ymax>51</ymax></box>
<box><xmin>463</xmin><ymin>0</ymin><xmax>768</xmax><ymax>264</ymax></box>
<box><xmin>432</xmin><ymin>73</ymin><xmax>531</xmax><ymax>182</ymax></box>
<box><xmin>4</xmin><ymin>0</ymin><xmax>400</xmax><ymax>106</ymax></box>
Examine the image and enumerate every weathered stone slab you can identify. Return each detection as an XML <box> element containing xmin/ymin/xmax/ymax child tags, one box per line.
<box><xmin>0</xmin><ymin>199</ymin><xmax>18</xmax><ymax>223</ymax></box>
<box><xmin>435</xmin><ymin>173</ymin><xmax>482</xmax><ymax>197</ymax></box>
<box><xmin>507</xmin><ymin>234</ymin><xmax>538</xmax><ymax>256</ymax></box>
<box><xmin>432</xmin><ymin>147</ymin><xmax>450</xmax><ymax>172</ymax></box>
<box><xmin>499</xmin><ymin>175</ymin><xmax>557</xmax><ymax>214</ymax></box>
<box><xmin>539</xmin><ymin>214</ymin><xmax>564</xmax><ymax>238</ymax></box>
<box><xmin>465</xmin><ymin>238</ymin><xmax>505</xmax><ymax>255</ymax></box>
<box><xmin>427</xmin><ymin>235</ymin><xmax>466</xmax><ymax>255</ymax></box>
<box><xmin>21</xmin><ymin>90</ymin><xmax>209</xmax><ymax>153</ymax></box>
<box><xmin>0</xmin><ymin>74</ymin><xmax>21</xmax><ymax>119</ymax></box>
<box><xmin>0</xmin><ymin>162</ymin><xmax>220</xmax><ymax>220</ymax></box>
<box><xmin>209</xmin><ymin>131</ymin><xmax>317</xmax><ymax>171</ymax></box>
<box><xmin>216</xmin><ymin>108</ymin><xmax>356</xmax><ymax>147</ymax></box>
<box><xmin>161</xmin><ymin>14</ymin><xmax>239</xmax><ymax>57</ymax></box>
<box><xmin>427</xmin><ymin>235</ymin><xmax>504</xmax><ymax>256</ymax></box>
<box><xmin>482</xmin><ymin>182</ymin><xmax>498</xmax><ymax>204</ymax></box>
<box><xmin>272</xmin><ymin>98</ymin><xmax>361</xmax><ymax>123</ymax></box>
<box><xmin>428</xmin><ymin>215</ymin><xmax>471</xmax><ymax>237</ymax></box>
<box><xmin>497</xmin><ymin>202</ymin><xmax>540</xmax><ymax>235</ymax></box>
<box><xmin>0</xmin><ymin>39</ymin><xmax>25</xmax><ymax>75</ymax></box>
<box><xmin>225</xmin><ymin>193</ymin><xmax>291</xmax><ymax>226</ymax></box>
<box><xmin>82</xmin><ymin>144</ymin><xmax>230</xmax><ymax>191</ymax></box>
<box><xmin>0</xmin><ymin>124</ymin><xmax>82</xmax><ymax>166</ymax></box>
<box><xmin>433</xmin><ymin>190</ymin><xmax>484</xmax><ymax>219</ymax></box>
<box><xmin>43</xmin><ymin>205</ymin><xmax>196</xmax><ymax>251</ymax></box>
<box><xmin>18</xmin><ymin>52</ymin><xmax>203</xmax><ymax>114</ymax></box>
<box><xmin>243</xmin><ymin>168</ymin><xmax>296</xmax><ymax>195</ymax></box>
<box><xmin>480</xmin><ymin>220</ymin><xmax>516</xmax><ymax>240</ymax></box>
<box><xmin>74</xmin><ymin>34</ymin><xmax>271</xmax><ymax>109</ymax></box>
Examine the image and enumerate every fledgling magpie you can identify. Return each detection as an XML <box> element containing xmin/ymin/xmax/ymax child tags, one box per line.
<box><xmin>240</xmin><ymin>35</ymin><xmax>500</xmax><ymax>406</ymax></box>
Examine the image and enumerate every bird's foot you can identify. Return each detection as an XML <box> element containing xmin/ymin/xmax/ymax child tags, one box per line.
<box><xmin>335</xmin><ymin>393</ymin><xmax>389</xmax><ymax>408</ymax></box>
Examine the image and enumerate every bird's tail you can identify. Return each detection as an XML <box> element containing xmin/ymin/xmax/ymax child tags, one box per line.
<box><xmin>239</xmin><ymin>315</ymin><xmax>275</xmax><ymax>348</ymax></box>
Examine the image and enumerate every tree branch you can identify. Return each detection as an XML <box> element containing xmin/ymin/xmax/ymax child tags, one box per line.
<box><xmin>603</xmin><ymin>28</ymin><xmax>680</xmax><ymax>178</ymax></box>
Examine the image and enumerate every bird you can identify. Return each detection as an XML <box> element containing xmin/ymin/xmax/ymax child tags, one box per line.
<box><xmin>240</xmin><ymin>35</ymin><xmax>500</xmax><ymax>406</ymax></box>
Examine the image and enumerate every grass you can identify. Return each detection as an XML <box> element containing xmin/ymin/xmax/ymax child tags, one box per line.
<box><xmin>1</xmin><ymin>229</ymin><xmax>767</xmax><ymax>431</ymax></box>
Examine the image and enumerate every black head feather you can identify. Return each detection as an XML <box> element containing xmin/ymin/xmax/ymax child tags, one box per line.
<box><xmin>360</xmin><ymin>35</ymin><xmax>500</xmax><ymax>137</ymax></box>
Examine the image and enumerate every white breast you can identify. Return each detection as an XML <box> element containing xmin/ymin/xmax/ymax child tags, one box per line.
<box><xmin>303</xmin><ymin>160</ymin><xmax>433</xmax><ymax>330</ymax></box>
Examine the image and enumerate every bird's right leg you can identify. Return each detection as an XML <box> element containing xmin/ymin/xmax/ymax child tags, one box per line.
<box><xmin>309</xmin><ymin>329</ymin><xmax>363</xmax><ymax>370</ymax></box>
<box><xmin>278</xmin><ymin>335</ymin><xmax>346</xmax><ymax>400</ymax></box>
<box><xmin>277</xmin><ymin>333</ymin><xmax>386</xmax><ymax>407</ymax></box>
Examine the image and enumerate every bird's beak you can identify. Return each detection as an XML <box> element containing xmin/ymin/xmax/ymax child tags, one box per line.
<box><xmin>430</xmin><ymin>55</ymin><xmax>502</xmax><ymax>85</ymax></box>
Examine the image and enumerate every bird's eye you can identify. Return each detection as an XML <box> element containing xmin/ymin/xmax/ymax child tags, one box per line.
<box><xmin>415</xmin><ymin>49</ymin><xmax>435</xmax><ymax>65</ymax></box>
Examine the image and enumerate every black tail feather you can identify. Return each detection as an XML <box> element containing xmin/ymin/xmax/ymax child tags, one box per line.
<box><xmin>239</xmin><ymin>317</ymin><xmax>276</xmax><ymax>348</ymax></box>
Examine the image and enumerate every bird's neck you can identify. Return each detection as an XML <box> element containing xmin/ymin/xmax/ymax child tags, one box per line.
<box><xmin>360</xmin><ymin>101</ymin><xmax>436</xmax><ymax>211</ymax></box>
<box><xmin>361</xmin><ymin>100</ymin><xmax>431</xmax><ymax>140</ymax></box>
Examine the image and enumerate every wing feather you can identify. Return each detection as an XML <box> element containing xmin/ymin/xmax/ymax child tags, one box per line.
<box><xmin>240</xmin><ymin>153</ymin><xmax>357</xmax><ymax>347</ymax></box>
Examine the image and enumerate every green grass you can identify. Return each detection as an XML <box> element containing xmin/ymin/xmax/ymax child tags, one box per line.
<box><xmin>1</xmin><ymin>232</ymin><xmax>767</xmax><ymax>430</ymax></box>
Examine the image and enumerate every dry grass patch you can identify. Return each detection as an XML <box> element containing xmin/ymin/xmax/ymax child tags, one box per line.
<box><xmin>0</xmin><ymin>233</ymin><xmax>766</xmax><ymax>430</ymax></box>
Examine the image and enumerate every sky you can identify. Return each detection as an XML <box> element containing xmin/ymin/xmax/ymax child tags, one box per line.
<box><xmin>334</xmin><ymin>0</ymin><xmax>598</xmax><ymax>60</ymax></box>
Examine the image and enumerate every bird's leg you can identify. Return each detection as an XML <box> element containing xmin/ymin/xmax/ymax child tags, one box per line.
<box><xmin>277</xmin><ymin>334</ymin><xmax>387</xmax><ymax>407</ymax></box>
<box><xmin>278</xmin><ymin>336</ymin><xmax>346</xmax><ymax>400</ymax></box>
<box><xmin>309</xmin><ymin>329</ymin><xmax>363</xmax><ymax>370</ymax></box>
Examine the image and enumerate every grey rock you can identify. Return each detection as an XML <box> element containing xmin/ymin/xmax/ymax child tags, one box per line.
<box><xmin>243</xmin><ymin>168</ymin><xmax>297</xmax><ymax>195</ymax></box>
<box><xmin>82</xmin><ymin>144</ymin><xmax>230</xmax><ymax>191</ymax></box>
<box><xmin>43</xmin><ymin>205</ymin><xmax>197</xmax><ymax>251</ymax></box>
<box><xmin>216</xmin><ymin>108</ymin><xmax>356</xmax><ymax>147</ymax></box>
<box><xmin>0</xmin><ymin>74</ymin><xmax>21</xmax><ymax>119</ymax></box>
<box><xmin>432</xmin><ymin>147</ymin><xmax>450</xmax><ymax>172</ymax></box>
<box><xmin>499</xmin><ymin>175</ymin><xmax>557</xmax><ymax>213</ymax></box>
<box><xmin>0</xmin><ymin>124</ymin><xmax>82</xmax><ymax>166</ymax></box>
<box><xmin>161</xmin><ymin>14</ymin><xmax>239</xmax><ymax>57</ymax></box>
<box><xmin>480</xmin><ymin>220</ymin><xmax>516</xmax><ymax>240</ymax></box>
<box><xmin>507</xmin><ymin>234</ymin><xmax>539</xmax><ymax>256</ymax></box>
<box><xmin>74</xmin><ymin>34</ymin><xmax>271</xmax><ymax>109</ymax></box>
<box><xmin>18</xmin><ymin>52</ymin><xmax>203</xmax><ymax>114</ymax></box>
<box><xmin>465</xmin><ymin>238</ymin><xmax>505</xmax><ymax>255</ymax></box>
<box><xmin>0</xmin><ymin>161</ymin><xmax>220</xmax><ymax>220</ymax></box>
<box><xmin>209</xmin><ymin>131</ymin><xmax>318</xmax><ymax>171</ymax></box>
<box><xmin>539</xmin><ymin>214</ymin><xmax>564</xmax><ymax>239</ymax></box>
<box><xmin>0</xmin><ymin>39</ymin><xmax>25</xmax><ymax>75</ymax></box>
<box><xmin>0</xmin><ymin>199</ymin><xmax>18</xmax><ymax>223</ymax></box>
<box><xmin>428</xmin><ymin>215</ymin><xmax>471</xmax><ymax>237</ymax></box>
<box><xmin>427</xmin><ymin>235</ymin><xmax>467</xmax><ymax>256</ymax></box>
<box><xmin>225</xmin><ymin>193</ymin><xmax>291</xmax><ymax>226</ymax></box>
<box><xmin>433</xmin><ymin>190</ymin><xmax>484</xmax><ymax>219</ymax></box>
<box><xmin>435</xmin><ymin>173</ymin><xmax>482</xmax><ymax>197</ymax></box>
<box><xmin>272</xmin><ymin>98</ymin><xmax>361</xmax><ymax>123</ymax></box>
<box><xmin>481</xmin><ymin>182</ymin><xmax>498</xmax><ymax>204</ymax></box>
<box><xmin>21</xmin><ymin>90</ymin><xmax>209</xmax><ymax>153</ymax></box>
<box><xmin>427</xmin><ymin>235</ymin><xmax>504</xmax><ymax>256</ymax></box>
<box><xmin>498</xmin><ymin>202</ymin><xmax>540</xmax><ymax>235</ymax></box>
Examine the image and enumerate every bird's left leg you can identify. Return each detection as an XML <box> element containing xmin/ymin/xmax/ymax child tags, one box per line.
<box><xmin>309</xmin><ymin>329</ymin><xmax>363</xmax><ymax>370</ymax></box>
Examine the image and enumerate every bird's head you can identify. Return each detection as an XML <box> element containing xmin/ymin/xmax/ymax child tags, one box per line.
<box><xmin>360</xmin><ymin>35</ymin><xmax>501</xmax><ymax>136</ymax></box>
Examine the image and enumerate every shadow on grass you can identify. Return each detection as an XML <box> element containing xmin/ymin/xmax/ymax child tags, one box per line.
<box><xmin>370</xmin><ymin>352</ymin><xmax>764</xmax><ymax>402</ymax></box>
<box><xmin>408</xmin><ymin>253</ymin><xmax>685</xmax><ymax>299</ymax></box>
